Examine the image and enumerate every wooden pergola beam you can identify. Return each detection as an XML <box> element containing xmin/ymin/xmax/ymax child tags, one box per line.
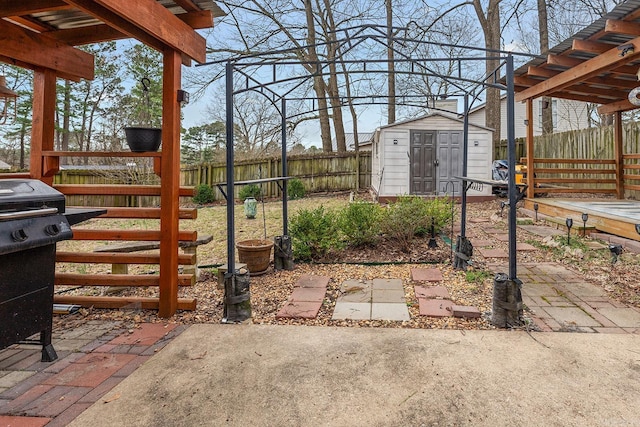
<box><xmin>47</xmin><ymin>11</ymin><xmax>214</xmax><ymax>46</ymax></box>
<box><xmin>0</xmin><ymin>19</ymin><xmax>94</xmax><ymax>80</ymax></box>
<box><xmin>598</xmin><ymin>99</ymin><xmax>636</xmax><ymax>114</ymax></box>
<box><xmin>572</xmin><ymin>39</ymin><xmax>617</xmax><ymax>54</ymax></box>
<box><xmin>0</xmin><ymin>0</ymin><xmax>70</xmax><ymax>16</ymax></box>
<box><xmin>605</xmin><ymin>19</ymin><xmax>640</xmax><ymax>36</ymax></box>
<box><xmin>67</xmin><ymin>0</ymin><xmax>207</xmax><ymax>63</ymax></box>
<box><xmin>516</xmin><ymin>36</ymin><xmax>640</xmax><ymax>101</ymax></box>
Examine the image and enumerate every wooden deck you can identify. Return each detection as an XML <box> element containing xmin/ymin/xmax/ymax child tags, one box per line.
<box><xmin>523</xmin><ymin>198</ymin><xmax>640</xmax><ymax>241</ymax></box>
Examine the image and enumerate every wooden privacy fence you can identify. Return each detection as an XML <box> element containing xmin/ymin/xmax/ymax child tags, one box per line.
<box><xmin>54</xmin><ymin>152</ymin><xmax>372</xmax><ymax>206</ymax></box>
<box><xmin>181</xmin><ymin>151</ymin><xmax>372</xmax><ymax>201</ymax></box>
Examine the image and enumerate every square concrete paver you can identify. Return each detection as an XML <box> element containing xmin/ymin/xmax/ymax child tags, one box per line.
<box><xmin>332</xmin><ymin>302</ymin><xmax>371</xmax><ymax>320</ymax></box>
<box><xmin>410</xmin><ymin>268</ymin><xmax>443</xmax><ymax>282</ymax></box>
<box><xmin>516</xmin><ymin>243</ymin><xmax>538</xmax><ymax>251</ymax></box>
<box><xmin>541</xmin><ymin>307</ymin><xmax>602</xmax><ymax>327</ymax></box>
<box><xmin>340</xmin><ymin>280</ymin><xmax>371</xmax><ymax>292</ymax></box>
<box><xmin>564</xmin><ymin>282</ymin><xmax>606</xmax><ymax>297</ymax></box>
<box><xmin>494</xmin><ymin>234</ymin><xmax>509</xmax><ymax>242</ymax></box>
<box><xmin>521</xmin><ymin>283</ymin><xmax>559</xmax><ymax>297</ymax></box>
<box><xmin>418</xmin><ymin>299</ymin><xmax>453</xmax><ymax>317</ymax></box>
<box><xmin>470</xmin><ymin>239</ymin><xmax>494</xmax><ymax>247</ymax></box>
<box><xmin>478</xmin><ymin>248</ymin><xmax>508</xmax><ymax>258</ymax></box>
<box><xmin>295</xmin><ymin>275</ymin><xmax>330</xmax><ymax>288</ymax></box>
<box><xmin>414</xmin><ymin>285</ymin><xmax>450</xmax><ymax>299</ymax></box>
<box><xmin>372</xmin><ymin>278</ymin><xmax>403</xmax><ymax>289</ymax></box>
<box><xmin>372</xmin><ymin>289</ymin><xmax>405</xmax><ymax>303</ymax></box>
<box><xmin>289</xmin><ymin>287</ymin><xmax>326</xmax><ymax>302</ymax></box>
<box><xmin>276</xmin><ymin>301</ymin><xmax>323</xmax><ymax>319</ymax></box>
<box><xmin>338</xmin><ymin>289</ymin><xmax>371</xmax><ymax>303</ymax></box>
<box><xmin>596</xmin><ymin>307</ymin><xmax>640</xmax><ymax>327</ymax></box>
<box><xmin>371</xmin><ymin>303</ymin><xmax>410</xmax><ymax>321</ymax></box>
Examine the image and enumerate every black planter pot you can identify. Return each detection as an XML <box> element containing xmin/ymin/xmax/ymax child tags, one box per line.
<box><xmin>124</xmin><ymin>127</ymin><xmax>161</xmax><ymax>152</ymax></box>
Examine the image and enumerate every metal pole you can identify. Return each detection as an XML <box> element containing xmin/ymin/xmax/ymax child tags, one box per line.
<box><xmin>461</xmin><ymin>93</ymin><xmax>469</xmax><ymax>237</ymax></box>
<box><xmin>506</xmin><ymin>54</ymin><xmax>517</xmax><ymax>280</ymax></box>
<box><xmin>225</xmin><ymin>61</ymin><xmax>235</xmax><ymax>274</ymax></box>
<box><xmin>281</xmin><ymin>98</ymin><xmax>288</xmax><ymax>235</ymax></box>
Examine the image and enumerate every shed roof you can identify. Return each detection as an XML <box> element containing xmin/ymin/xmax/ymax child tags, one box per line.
<box><xmin>378</xmin><ymin>112</ymin><xmax>494</xmax><ymax>132</ymax></box>
<box><xmin>512</xmin><ymin>0</ymin><xmax>640</xmax><ymax>114</ymax></box>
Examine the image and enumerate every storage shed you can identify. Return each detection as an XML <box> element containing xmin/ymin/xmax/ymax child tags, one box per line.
<box><xmin>371</xmin><ymin>112</ymin><xmax>494</xmax><ymax>201</ymax></box>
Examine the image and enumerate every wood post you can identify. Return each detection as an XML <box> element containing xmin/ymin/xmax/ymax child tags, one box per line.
<box><xmin>614</xmin><ymin>111</ymin><xmax>624</xmax><ymax>199</ymax></box>
<box><xmin>526</xmin><ymin>98</ymin><xmax>535</xmax><ymax>199</ymax></box>
<box><xmin>158</xmin><ymin>49</ymin><xmax>182</xmax><ymax>318</ymax></box>
<box><xmin>30</xmin><ymin>68</ymin><xmax>57</xmax><ymax>184</ymax></box>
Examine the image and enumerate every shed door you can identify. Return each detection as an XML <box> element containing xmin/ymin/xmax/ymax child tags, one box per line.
<box><xmin>437</xmin><ymin>131</ymin><xmax>462</xmax><ymax>195</ymax></box>
<box><xmin>409</xmin><ymin>130</ymin><xmax>436</xmax><ymax>195</ymax></box>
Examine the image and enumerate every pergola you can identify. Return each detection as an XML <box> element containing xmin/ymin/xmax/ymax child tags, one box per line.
<box><xmin>513</xmin><ymin>0</ymin><xmax>640</xmax><ymax>201</ymax></box>
<box><xmin>0</xmin><ymin>1</ymin><xmax>223</xmax><ymax>317</ymax></box>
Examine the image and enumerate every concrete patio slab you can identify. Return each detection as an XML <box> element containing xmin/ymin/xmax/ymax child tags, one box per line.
<box><xmin>275</xmin><ymin>301</ymin><xmax>323</xmax><ymax>319</ymax></box>
<box><xmin>470</xmin><ymin>239</ymin><xmax>494</xmax><ymax>247</ymax></box>
<box><xmin>516</xmin><ymin>243</ymin><xmax>538</xmax><ymax>251</ymax></box>
<box><xmin>68</xmin><ymin>325</ymin><xmax>640</xmax><ymax>427</ymax></box>
<box><xmin>563</xmin><ymin>282</ymin><xmax>607</xmax><ymax>297</ymax></box>
<box><xmin>295</xmin><ymin>275</ymin><xmax>330</xmax><ymax>288</ymax></box>
<box><xmin>494</xmin><ymin>234</ymin><xmax>509</xmax><ymax>242</ymax></box>
<box><xmin>338</xmin><ymin>289</ymin><xmax>371</xmax><ymax>303</ymax></box>
<box><xmin>289</xmin><ymin>287</ymin><xmax>327</xmax><ymax>302</ymax></box>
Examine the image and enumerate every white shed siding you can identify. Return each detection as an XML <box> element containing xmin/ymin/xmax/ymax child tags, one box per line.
<box><xmin>373</xmin><ymin>114</ymin><xmax>492</xmax><ymax>198</ymax></box>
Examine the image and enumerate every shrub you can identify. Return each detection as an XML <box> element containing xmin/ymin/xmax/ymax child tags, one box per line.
<box><xmin>424</xmin><ymin>196</ymin><xmax>455</xmax><ymax>234</ymax></box>
<box><xmin>380</xmin><ymin>196</ymin><xmax>428</xmax><ymax>251</ymax></box>
<box><xmin>193</xmin><ymin>184</ymin><xmax>215</xmax><ymax>204</ymax></box>
<box><xmin>288</xmin><ymin>178</ymin><xmax>306</xmax><ymax>200</ymax></box>
<box><xmin>338</xmin><ymin>201</ymin><xmax>382</xmax><ymax>247</ymax></box>
<box><xmin>289</xmin><ymin>206</ymin><xmax>342</xmax><ymax>261</ymax></box>
<box><xmin>238</xmin><ymin>183</ymin><xmax>261</xmax><ymax>200</ymax></box>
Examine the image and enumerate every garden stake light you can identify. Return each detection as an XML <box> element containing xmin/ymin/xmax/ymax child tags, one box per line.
<box><xmin>533</xmin><ymin>203</ymin><xmax>539</xmax><ymax>222</ymax></box>
<box><xmin>609</xmin><ymin>244</ymin><xmax>623</xmax><ymax>263</ymax></box>
<box><xmin>565</xmin><ymin>218</ymin><xmax>573</xmax><ymax>245</ymax></box>
<box><xmin>581</xmin><ymin>213</ymin><xmax>588</xmax><ymax>237</ymax></box>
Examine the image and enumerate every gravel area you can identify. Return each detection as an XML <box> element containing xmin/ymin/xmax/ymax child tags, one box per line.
<box><xmin>53</xmin><ymin>196</ymin><xmax>640</xmax><ymax>332</ymax></box>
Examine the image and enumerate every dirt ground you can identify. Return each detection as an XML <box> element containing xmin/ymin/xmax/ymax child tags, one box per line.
<box><xmin>53</xmin><ymin>194</ymin><xmax>640</xmax><ymax>332</ymax></box>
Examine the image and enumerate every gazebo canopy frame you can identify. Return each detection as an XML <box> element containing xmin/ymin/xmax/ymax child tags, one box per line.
<box><xmin>202</xmin><ymin>24</ymin><xmax>534</xmax><ymax>322</ymax></box>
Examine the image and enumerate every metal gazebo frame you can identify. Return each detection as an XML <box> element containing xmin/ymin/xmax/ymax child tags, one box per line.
<box><xmin>200</xmin><ymin>24</ymin><xmax>535</xmax><ymax>324</ymax></box>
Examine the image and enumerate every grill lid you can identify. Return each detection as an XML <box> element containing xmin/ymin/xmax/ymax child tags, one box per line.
<box><xmin>0</xmin><ymin>179</ymin><xmax>65</xmax><ymax>214</ymax></box>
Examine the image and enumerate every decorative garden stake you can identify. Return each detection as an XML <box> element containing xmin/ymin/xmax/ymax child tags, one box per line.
<box><xmin>533</xmin><ymin>203</ymin><xmax>539</xmax><ymax>222</ymax></box>
<box><xmin>566</xmin><ymin>218</ymin><xmax>573</xmax><ymax>245</ymax></box>
<box><xmin>581</xmin><ymin>213</ymin><xmax>588</xmax><ymax>237</ymax></box>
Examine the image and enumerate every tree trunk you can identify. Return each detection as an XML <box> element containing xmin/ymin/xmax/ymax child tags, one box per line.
<box><xmin>304</xmin><ymin>0</ymin><xmax>333</xmax><ymax>152</ymax></box>
<box><xmin>386</xmin><ymin>0</ymin><xmax>396</xmax><ymax>124</ymax></box>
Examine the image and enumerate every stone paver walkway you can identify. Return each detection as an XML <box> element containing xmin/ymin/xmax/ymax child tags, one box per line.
<box><xmin>412</xmin><ymin>268</ymin><xmax>481</xmax><ymax>318</ymax></box>
<box><xmin>276</xmin><ymin>275</ymin><xmax>329</xmax><ymax>319</ymax></box>
<box><xmin>332</xmin><ymin>278</ymin><xmax>410</xmax><ymax>321</ymax></box>
<box><xmin>488</xmin><ymin>262</ymin><xmax>640</xmax><ymax>333</ymax></box>
<box><xmin>0</xmin><ymin>322</ymin><xmax>186</xmax><ymax>426</ymax></box>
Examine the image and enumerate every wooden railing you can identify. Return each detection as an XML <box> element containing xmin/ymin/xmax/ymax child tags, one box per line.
<box><xmin>520</xmin><ymin>157</ymin><xmax>617</xmax><ymax>194</ymax></box>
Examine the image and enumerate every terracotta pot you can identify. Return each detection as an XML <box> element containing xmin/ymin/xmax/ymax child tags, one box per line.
<box><xmin>236</xmin><ymin>239</ymin><xmax>273</xmax><ymax>275</ymax></box>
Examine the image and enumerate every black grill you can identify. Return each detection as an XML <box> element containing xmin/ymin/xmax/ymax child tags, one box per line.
<box><xmin>0</xmin><ymin>179</ymin><xmax>104</xmax><ymax>362</ymax></box>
